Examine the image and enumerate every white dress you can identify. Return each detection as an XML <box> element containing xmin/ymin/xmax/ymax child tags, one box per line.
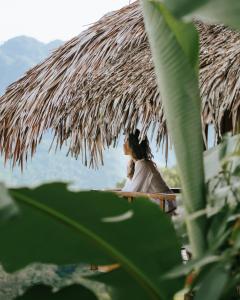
<box><xmin>122</xmin><ymin>159</ymin><xmax>176</xmax><ymax>210</ymax></box>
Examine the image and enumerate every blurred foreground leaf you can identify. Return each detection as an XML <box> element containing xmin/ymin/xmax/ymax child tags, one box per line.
<box><xmin>0</xmin><ymin>183</ymin><xmax>183</xmax><ymax>300</ymax></box>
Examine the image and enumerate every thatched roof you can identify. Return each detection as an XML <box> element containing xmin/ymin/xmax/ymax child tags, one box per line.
<box><xmin>0</xmin><ymin>1</ymin><xmax>239</xmax><ymax>168</ymax></box>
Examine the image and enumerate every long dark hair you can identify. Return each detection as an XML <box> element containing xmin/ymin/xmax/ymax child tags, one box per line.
<box><xmin>126</xmin><ymin>129</ymin><xmax>153</xmax><ymax>179</ymax></box>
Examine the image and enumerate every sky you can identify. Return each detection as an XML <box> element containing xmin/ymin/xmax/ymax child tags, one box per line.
<box><xmin>0</xmin><ymin>0</ymin><xmax>131</xmax><ymax>43</ymax></box>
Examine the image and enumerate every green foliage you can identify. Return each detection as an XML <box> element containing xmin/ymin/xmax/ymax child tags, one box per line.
<box><xmin>0</xmin><ymin>184</ymin><xmax>183</xmax><ymax>300</ymax></box>
<box><xmin>170</xmin><ymin>135</ymin><xmax>240</xmax><ymax>299</ymax></box>
<box><xmin>195</xmin><ymin>138</ymin><xmax>240</xmax><ymax>299</ymax></box>
<box><xmin>140</xmin><ymin>0</ymin><xmax>240</xmax><ymax>298</ymax></box>
<box><xmin>1</xmin><ymin>0</ymin><xmax>240</xmax><ymax>299</ymax></box>
<box><xmin>163</xmin><ymin>0</ymin><xmax>240</xmax><ymax>30</ymax></box>
<box><xmin>141</xmin><ymin>0</ymin><xmax>207</xmax><ymax>258</ymax></box>
<box><xmin>115</xmin><ymin>179</ymin><xmax>126</xmax><ymax>189</ymax></box>
<box><xmin>160</xmin><ymin>167</ymin><xmax>181</xmax><ymax>189</ymax></box>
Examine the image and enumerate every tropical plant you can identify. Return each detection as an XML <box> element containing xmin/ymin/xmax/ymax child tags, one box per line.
<box><xmin>141</xmin><ymin>0</ymin><xmax>240</xmax><ymax>259</ymax></box>
<box><xmin>170</xmin><ymin>134</ymin><xmax>240</xmax><ymax>298</ymax></box>
<box><xmin>0</xmin><ymin>184</ymin><xmax>183</xmax><ymax>300</ymax></box>
<box><xmin>140</xmin><ymin>0</ymin><xmax>240</xmax><ymax>298</ymax></box>
<box><xmin>1</xmin><ymin>136</ymin><xmax>239</xmax><ymax>300</ymax></box>
<box><xmin>1</xmin><ymin>0</ymin><xmax>240</xmax><ymax>300</ymax></box>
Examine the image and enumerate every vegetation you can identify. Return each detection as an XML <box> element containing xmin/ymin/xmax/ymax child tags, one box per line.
<box><xmin>0</xmin><ymin>135</ymin><xmax>239</xmax><ymax>300</ymax></box>
<box><xmin>0</xmin><ymin>184</ymin><xmax>183</xmax><ymax>299</ymax></box>
<box><xmin>140</xmin><ymin>0</ymin><xmax>240</xmax><ymax>297</ymax></box>
<box><xmin>173</xmin><ymin>135</ymin><xmax>240</xmax><ymax>298</ymax></box>
<box><xmin>160</xmin><ymin>167</ymin><xmax>181</xmax><ymax>189</ymax></box>
<box><xmin>0</xmin><ymin>0</ymin><xmax>240</xmax><ymax>300</ymax></box>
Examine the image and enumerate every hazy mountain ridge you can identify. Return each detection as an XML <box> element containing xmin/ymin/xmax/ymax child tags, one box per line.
<box><xmin>0</xmin><ymin>36</ymin><xmax>63</xmax><ymax>95</ymax></box>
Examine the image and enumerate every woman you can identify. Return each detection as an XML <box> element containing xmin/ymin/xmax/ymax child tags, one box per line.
<box><xmin>122</xmin><ymin>129</ymin><xmax>176</xmax><ymax>212</ymax></box>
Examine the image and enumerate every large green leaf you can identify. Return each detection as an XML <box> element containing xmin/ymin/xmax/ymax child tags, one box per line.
<box><xmin>207</xmin><ymin>208</ymin><xmax>231</xmax><ymax>251</ymax></box>
<box><xmin>204</xmin><ymin>134</ymin><xmax>240</xmax><ymax>181</ymax></box>
<box><xmin>164</xmin><ymin>254</ymin><xmax>221</xmax><ymax>278</ymax></box>
<box><xmin>140</xmin><ymin>0</ymin><xmax>207</xmax><ymax>258</ymax></box>
<box><xmin>162</xmin><ymin>0</ymin><xmax>207</xmax><ymax>20</ymax></box>
<box><xmin>90</xmin><ymin>268</ymin><xmax>151</xmax><ymax>300</ymax></box>
<box><xmin>162</xmin><ymin>0</ymin><xmax>240</xmax><ymax>30</ymax></box>
<box><xmin>0</xmin><ymin>183</ymin><xmax>183</xmax><ymax>300</ymax></box>
<box><xmin>195</xmin><ymin>263</ymin><xmax>229</xmax><ymax>300</ymax></box>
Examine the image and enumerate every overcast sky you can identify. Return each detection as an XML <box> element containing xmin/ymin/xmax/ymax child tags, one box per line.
<box><xmin>1</xmin><ymin>0</ymin><xmax>131</xmax><ymax>43</ymax></box>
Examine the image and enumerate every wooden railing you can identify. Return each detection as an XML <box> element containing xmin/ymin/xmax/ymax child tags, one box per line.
<box><xmin>113</xmin><ymin>189</ymin><xmax>180</xmax><ymax>212</ymax></box>
<box><xmin>90</xmin><ymin>188</ymin><xmax>181</xmax><ymax>271</ymax></box>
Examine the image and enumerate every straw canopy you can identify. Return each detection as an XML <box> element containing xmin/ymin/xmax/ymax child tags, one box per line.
<box><xmin>0</xmin><ymin>1</ymin><xmax>239</xmax><ymax>168</ymax></box>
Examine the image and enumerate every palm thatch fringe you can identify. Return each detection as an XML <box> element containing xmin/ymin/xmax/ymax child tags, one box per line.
<box><xmin>0</xmin><ymin>1</ymin><xmax>239</xmax><ymax>168</ymax></box>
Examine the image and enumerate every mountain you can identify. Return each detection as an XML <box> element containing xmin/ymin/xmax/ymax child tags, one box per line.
<box><xmin>0</xmin><ymin>36</ymin><xmax>176</xmax><ymax>189</ymax></box>
<box><xmin>0</xmin><ymin>36</ymin><xmax>63</xmax><ymax>95</ymax></box>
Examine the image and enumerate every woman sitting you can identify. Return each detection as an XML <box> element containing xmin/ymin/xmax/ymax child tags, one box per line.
<box><xmin>122</xmin><ymin>129</ymin><xmax>176</xmax><ymax>213</ymax></box>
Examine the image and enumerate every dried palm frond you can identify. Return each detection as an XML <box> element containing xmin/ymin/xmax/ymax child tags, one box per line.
<box><xmin>0</xmin><ymin>1</ymin><xmax>239</xmax><ymax>168</ymax></box>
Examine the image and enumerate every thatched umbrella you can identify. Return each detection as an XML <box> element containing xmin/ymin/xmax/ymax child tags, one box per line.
<box><xmin>0</xmin><ymin>1</ymin><xmax>239</xmax><ymax>168</ymax></box>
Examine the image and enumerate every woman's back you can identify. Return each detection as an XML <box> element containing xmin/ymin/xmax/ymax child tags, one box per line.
<box><xmin>122</xmin><ymin>159</ymin><xmax>171</xmax><ymax>194</ymax></box>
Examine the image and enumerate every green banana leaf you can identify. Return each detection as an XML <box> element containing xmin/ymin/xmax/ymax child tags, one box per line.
<box><xmin>89</xmin><ymin>268</ymin><xmax>152</xmax><ymax>300</ymax></box>
<box><xmin>195</xmin><ymin>263</ymin><xmax>229</xmax><ymax>300</ymax></box>
<box><xmin>204</xmin><ymin>134</ymin><xmax>240</xmax><ymax>181</ymax></box>
<box><xmin>0</xmin><ymin>183</ymin><xmax>183</xmax><ymax>300</ymax></box>
<box><xmin>162</xmin><ymin>0</ymin><xmax>240</xmax><ymax>30</ymax></box>
<box><xmin>140</xmin><ymin>0</ymin><xmax>207</xmax><ymax>258</ymax></box>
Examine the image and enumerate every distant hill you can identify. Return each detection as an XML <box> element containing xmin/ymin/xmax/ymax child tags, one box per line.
<box><xmin>0</xmin><ymin>36</ymin><xmax>63</xmax><ymax>95</ymax></box>
<box><xmin>0</xmin><ymin>35</ymin><xmax>175</xmax><ymax>189</ymax></box>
